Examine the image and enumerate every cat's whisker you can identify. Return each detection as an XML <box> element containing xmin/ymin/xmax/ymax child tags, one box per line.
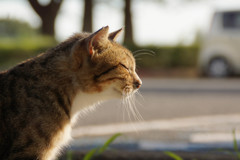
<box><xmin>124</xmin><ymin>93</ymin><xmax>132</xmax><ymax>121</ymax></box>
<box><xmin>136</xmin><ymin>90</ymin><xmax>145</xmax><ymax>102</ymax></box>
<box><xmin>135</xmin><ymin>58</ymin><xmax>143</xmax><ymax>62</ymax></box>
<box><xmin>128</xmin><ymin>94</ymin><xmax>137</xmax><ymax>121</ymax></box>
<box><xmin>131</xmin><ymin>93</ymin><xmax>144</xmax><ymax>121</ymax></box>
<box><xmin>135</xmin><ymin>65</ymin><xmax>141</xmax><ymax>71</ymax></box>
<box><xmin>122</xmin><ymin>93</ymin><xmax>132</xmax><ymax>121</ymax></box>
<box><xmin>124</xmin><ymin>96</ymin><xmax>139</xmax><ymax>133</ymax></box>
<box><xmin>133</xmin><ymin>49</ymin><xmax>156</xmax><ymax>58</ymax></box>
<box><xmin>122</xmin><ymin>91</ymin><xmax>143</xmax><ymax>123</ymax></box>
<box><xmin>133</xmin><ymin>49</ymin><xmax>156</xmax><ymax>55</ymax></box>
<box><xmin>119</xmin><ymin>100</ymin><xmax>126</xmax><ymax>121</ymax></box>
<box><xmin>133</xmin><ymin>104</ymin><xmax>144</xmax><ymax>121</ymax></box>
<box><xmin>122</xmin><ymin>96</ymin><xmax>128</xmax><ymax>121</ymax></box>
<box><xmin>121</xmin><ymin>101</ymin><xmax>127</xmax><ymax>122</ymax></box>
<box><xmin>134</xmin><ymin>52</ymin><xmax>155</xmax><ymax>58</ymax></box>
<box><xmin>135</xmin><ymin>91</ymin><xmax>145</xmax><ymax>111</ymax></box>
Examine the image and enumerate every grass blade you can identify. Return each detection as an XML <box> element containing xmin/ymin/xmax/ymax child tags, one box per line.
<box><xmin>233</xmin><ymin>130</ymin><xmax>239</xmax><ymax>151</ymax></box>
<box><xmin>83</xmin><ymin>148</ymin><xmax>97</xmax><ymax>160</ymax></box>
<box><xmin>233</xmin><ymin>129</ymin><xmax>240</xmax><ymax>159</ymax></box>
<box><xmin>164</xmin><ymin>151</ymin><xmax>183</xmax><ymax>160</ymax></box>
<box><xmin>98</xmin><ymin>133</ymin><xmax>122</xmax><ymax>154</ymax></box>
<box><xmin>66</xmin><ymin>150</ymin><xmax>73</xmax><ymax>160</ymax></box>
<box><xmin>83</xmin><ymin>133</ymin><xmax>122</xmax><ymax>160</ymax></box>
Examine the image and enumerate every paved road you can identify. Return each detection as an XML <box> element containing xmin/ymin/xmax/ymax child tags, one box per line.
<box><xmin>75</xmin><ymin>78</ymin><xmax>240</xmax><ymax>125</ymax></box>
<box><xmin>72</xmin><ymin>78</ymin><xmax>240</xmax><ymax>150</ymax></box>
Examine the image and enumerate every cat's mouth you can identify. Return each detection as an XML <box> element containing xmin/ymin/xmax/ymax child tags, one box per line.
<box><xmin>113</xmin><ymin>83</ymin><xmax>140</xmax><ymax>97</ymax></box>
<box><xmin>114</xmin><ymin>86</ymin><xmax>135</xmax><ymax>97</ymax></box>
<box><xmin>123</xmin><ymin>86</ymin><xmax>133</xmax><ymax>94</ymax></box>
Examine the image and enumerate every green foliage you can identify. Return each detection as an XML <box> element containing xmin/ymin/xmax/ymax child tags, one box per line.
<box><xmin>164</xmin><ymin>151</ymin><xmax>183</xmax><ymax>160</ymax></box>
<box><xmin>163</xmin><ymin>130</ymin><xmax>240</xmax><ymax>160</ymax></box>
<box><xmin>83</xmin><ymin>149</ymin><xmax>98</xmax><ymax>160</ymax></box>
<box><xmin>66</xmin><ymin>150</ymin><xmax>73</xmax><ymax>160</ymax></box>
<box><xmin>0</xmin><ymin>19</ymin><xmax>199</xmax><ymax>71</ymax></box>
<box><xmin>62</xmin><ymin>131</ymin><xmax>239</xmax><ymax>160</ymax></box>
<box><xmin>98</xmin><ymin>133</ymin><xmax>122</xmax><ymax>154</ymax></box>
<box><xmin>0</xmin><ymin>36</ymin><xmax>56</xmax><ymax>71</ymax></box>
<box><xmin>217</xmin><ymin>130</ymin><xmax>240</xmax><ymax>159</ymax></box>
<box><xmin>0</xmin><ymin>36</ymin><xmax>55</xmax><ymax>51</ymax></box>
<box><xmin>233</xmin><ymin>129</ymin><xmax>240</xmax><ymax>159</ymax></box>
<box><xmin>0</xmin><ymin>19</ymin><xmax>38</xmax><ymax>38</ymax></box>
<box><xmin>83</xmin><ymin>133</ymin><xmax>122</xmax><ymax>160</ymax></box>
<box><xmin>0</xmin><ymin>19</ymin><xmax>56</xmax><ymax>71</ymax></box>
<box><xmin>128</xmin><ymin>45</ymin><xmax>199</xmax><ymax>69</ymax></box>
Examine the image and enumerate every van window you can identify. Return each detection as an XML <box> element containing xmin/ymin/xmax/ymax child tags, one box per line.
<box><xmin>223</xmin><ymin>11</ymin><xmax>240</xmax><ymax>29</ymax></box>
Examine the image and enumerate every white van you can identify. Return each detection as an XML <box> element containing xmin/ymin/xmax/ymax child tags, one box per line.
<box><xmin>198</xmin><ymin>10</ymin><xmax>240</xmax><ymax>77</ymax></box>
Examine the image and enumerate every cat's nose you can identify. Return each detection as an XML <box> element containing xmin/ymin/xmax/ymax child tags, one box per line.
<box><xmin>133</xmin><ymin>79</ymin><xmax>142</xmax><ymax>89</ymax></box>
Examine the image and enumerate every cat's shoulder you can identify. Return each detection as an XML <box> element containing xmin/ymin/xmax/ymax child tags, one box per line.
<box><xmin>49</xmin><ymin>32</ymin><xmax>91</xmax><ymax>53</ymax></box>
<box><xmin>65</xmin><ymin>32</ymin><xmax>91</xmax><ymax>43</ymax></box>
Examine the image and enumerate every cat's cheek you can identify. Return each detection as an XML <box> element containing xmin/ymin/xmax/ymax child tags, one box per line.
<box><xmin>104</xmin><ymin>82</ymin><xmax>124</xmax><ymax>98</ymax></box>
<box><xmin>112</xmin><ymin>87</ymin><xmax>124</xmax><ymax>98</ymax></box>
<box><xmin>100</xmin><ymin>85</ymin><xmax>123</xmax><ymax>100</ymax></box>
<box><xmin>98</xmin><ymin>80</ymin><xmax>124</xmax><ymax>98</ymax></box>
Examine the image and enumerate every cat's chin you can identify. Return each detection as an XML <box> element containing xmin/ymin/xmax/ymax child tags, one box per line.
<box><xmin>113</xmin><ymin>88</ymin><xmax>136</xmax><ymax>99</ymax></box>
<box><xmin>113</xmin><ymin>88</ymin><xmax>124</xmax><ymax>97</ymax></box>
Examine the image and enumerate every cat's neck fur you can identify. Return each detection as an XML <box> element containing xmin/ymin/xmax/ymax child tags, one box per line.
<box><xmin>70</xmin><ymin>85</ymin><xmax>119</xmax><ymax>124</ymax></box>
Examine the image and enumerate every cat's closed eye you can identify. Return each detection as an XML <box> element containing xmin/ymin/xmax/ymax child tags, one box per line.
<box><xmin>120</xmin><ymin>63</ymin><xmax>129</xmax><ymax>70</ymax></box>
<box><xmin>120</xmin><ymin>63</ymin><xmax>132</xmax><ymax>74</ymax></box>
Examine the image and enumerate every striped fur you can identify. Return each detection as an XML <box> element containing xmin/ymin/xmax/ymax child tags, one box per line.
<box><xmin>0</xmin><ymin>26</ymin><xmax>141</xmax><ymax>160</ymax></box>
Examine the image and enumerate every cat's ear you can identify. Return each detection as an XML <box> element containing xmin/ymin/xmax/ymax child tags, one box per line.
<box><xmin>86</xmin><ymin>26</ymin><xmax>109</xmax><ymax>56</ymax></box>
<box><xmin>108</xmin><ymin>28</ymin><xmax>123</xmax><ymax>41</ymax></box>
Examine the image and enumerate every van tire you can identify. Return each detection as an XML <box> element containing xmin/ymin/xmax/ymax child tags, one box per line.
<box><xmin>207</xmin><ymin>58</ymin><xmax>231</xmax><ymax>77</ymax></box>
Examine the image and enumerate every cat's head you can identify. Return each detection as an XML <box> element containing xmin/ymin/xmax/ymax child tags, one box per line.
<box><xmin>70</xmin><ymin>26</ymin><xmax>142</xmax><ymax>98</ymax></box>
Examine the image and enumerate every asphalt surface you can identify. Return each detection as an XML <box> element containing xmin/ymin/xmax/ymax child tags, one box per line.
<box><xmin>71</xmin><ymin>78</ymin><xmax>240</xmax><ymax>151</ymax></box>
<box><xmin>74</xmin><ymin>78</ymin><xmax>240</xmax><ymax>125</ymax></box>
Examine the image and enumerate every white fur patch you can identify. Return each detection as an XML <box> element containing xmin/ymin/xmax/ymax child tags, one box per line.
<box><xmin>43</xmin><ymin>124</ymin><xmax>72</xmax><ymax>160</ymax></box>
<box><xmin>70</xmin><ymin>86</ymin><xmax>120</xmax><ymax>124</ymax></box>
<box><xmin>42</xmin><ymin>86</ymin><xmax>121</xmax><ymax>159</ymax></box>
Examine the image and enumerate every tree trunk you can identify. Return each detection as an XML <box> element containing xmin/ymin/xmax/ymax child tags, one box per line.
<box><xmin>82</xmin><ymin>0</ymin><xmax>93</xmax><ymax>32</ymax></box>
<box><xmin>28</xmin><ymin>0</ymin><xmax>63</xmax><ymax>36</ymax></box>
<box><xmin>124</xmin><ymin>0</ymin><xmax>134</xmax><ymax>46</ymax></box>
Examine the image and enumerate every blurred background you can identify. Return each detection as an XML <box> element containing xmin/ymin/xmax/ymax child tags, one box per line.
<box><xmin>1</xmin><ymin>0</ymin><xmax>240</xmax><ymax>159</ymax></box>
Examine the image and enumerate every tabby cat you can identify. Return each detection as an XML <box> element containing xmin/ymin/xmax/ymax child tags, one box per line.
<box><xmin>0</xmin><ymin>26</ymin><xmax>142</xmax><ymax>160</ymax></box>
